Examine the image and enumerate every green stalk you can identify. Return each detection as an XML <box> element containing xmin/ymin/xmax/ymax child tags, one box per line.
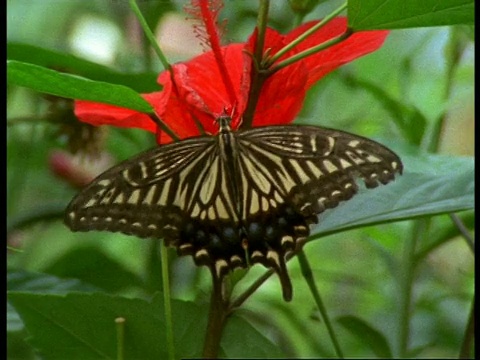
<box><xmin>270</xmin><ymin>29</ymin><xmax>352</xmax><ymax>74</ymax></box>
<box><xmin>160</xmin><ymin>243</ymin><xmax>175</xmax><ymax>360</ymax></box>
<box><xmin>449</xmin><ymin>214</ymin><xmax>474</xmax><ymax>253</ymax></box>
<box><xmin>398</xmin><ymin>220</ymin><xmax>427</xmax><ymax>357</ymax></box>
<box><xmin>115</xmin><ymin>317</ymin><xmax>125</xmax><ymax>360</ymax></box>
<box><xmin>202</xmin><ymin>276</ymin><xmax>229</xmax><ymax>358</ymax></box>
<box><xmin>298</xmin><ymin>250</ymin><xmax>344</xmax><ymax>358</ymax></box>
<box><xmin>241</xmin><ymin>0</ymin><xmax>270</xmax><ymax>129</ymax></box>
<box><xmin>128</xmin><ymin>0</ymin><xmax>171</xmax><ymax>72</ymax></box>
<box><xmin>128</xmin><ymin>0</ymin><xmax>181</xmax><ymax>141</ymax></box>
<box><xmin>253</xmin><ymin>0</ymin><xmax>270</xmax><ymax>66</ymax></box>
<box><xmin>268</xmin><ymin>2</ymin><xmax>347</xmax><ymax>65</ymax></box>
<box><xmin>459</xmin><ymin>295</ymin><xmax>475</xmax><ymax>359</ymax></box>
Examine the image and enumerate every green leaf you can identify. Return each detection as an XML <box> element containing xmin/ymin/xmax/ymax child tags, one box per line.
<box><xmin>8</xmin><ymin>291</ymin><xmax>286</xmax><ymax>359</ymax></box>
<box><xmin>348</xmin><ymin>0</ymin><xmax>474</xmax><ymax>30</ymax></box>
<box><xmin>312</xmin><ymin>154</ymin><xmax>474</xmax><ymax>237</ymax></box>
<box><xmin>42</xmin><ymin>245</ymin><xmax>144</xmax><ymax>292</ymax></box>
<box><xmin>337</xmin><ymin>315</ymin><xmax>393</xmax><ymax>358</ymax></box>
<box><xmin>7</xmin><ymin>271</ymin><xmax>100</xmax><ymax>333</ymax></box>
<box><xmin>7</xmin><ymin>60</ymin><xmax>154</xmax><ymax>113</ymax></box>
<box><xmin>7</xmin><ymin>271</ymin><xmax>101</xmax><ymax>294</ymax></box>
<box><xmin>414</xmin><ymin>211</ymin><xmax>474</xmax><ymax>262</ymax></box>
<box><xmin>7</xmin><ymin>42</ymin><xmax>160</xmax><ymax>93</ymax></box>
<box><xmin>8</xmin><ymin>292</ymin><xmax>207</xmax><ymax>359</ymax></box>
<box><xmin>221</xmin><ymin>315</ymin><xmax>285</xmax><ymax>358</ymax></box>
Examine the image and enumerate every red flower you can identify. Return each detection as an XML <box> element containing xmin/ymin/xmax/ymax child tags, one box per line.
<box><xmin>75</xmin><ymin>17</ymin><xmax>388</xmax><ymax>144</ymax></box>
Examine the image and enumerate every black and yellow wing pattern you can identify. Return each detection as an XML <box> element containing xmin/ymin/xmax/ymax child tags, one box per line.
<box><xmin>65</xmin><ymin>117</ymin><xmax>402</xmax><ymax>300</ymax></box>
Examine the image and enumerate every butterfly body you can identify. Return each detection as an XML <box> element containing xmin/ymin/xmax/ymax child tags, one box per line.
<box><xmin>65</xmin><ymin>117</ymin><xmax>402</xmax><ymax>301</ymax></box>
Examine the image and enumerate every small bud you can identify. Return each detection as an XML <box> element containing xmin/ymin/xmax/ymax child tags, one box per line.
<box><xmin>49</xmin><ymin>150</ymin><xmax>114</xmax><ymax>189</ymax></box>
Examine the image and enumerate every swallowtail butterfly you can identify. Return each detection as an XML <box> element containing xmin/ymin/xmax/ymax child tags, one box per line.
<box><xmin>65</xmin><ymin>116</ymin><xmax>402</xmax><ymax>300</ymax></box>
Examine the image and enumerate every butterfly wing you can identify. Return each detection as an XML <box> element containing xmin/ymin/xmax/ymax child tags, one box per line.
<box><xmin>238</xmin><ymin>125</ymin><xmax>402</xmax><ymax>210</ymax></box>
<box><xmin>235</xmin><ymin>125</ymin><xmax>402</xmax><ymax>299</ymax></box>
<box><xmin>65</xmin><ymin>134</ymin><xmax>250</xmax><ymax>282</ymax></box>
<box><xmin>65</xmin><ymin>123</ymin><xmax>403</xmax><ymax>302</ymax></box>
<box><xmin>65</xmin><ymin>136</ymin><xmax>220</xmax><ymax>240</ymax></box>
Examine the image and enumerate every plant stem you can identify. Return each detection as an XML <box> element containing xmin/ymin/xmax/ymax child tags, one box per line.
<box><xmin>398</xmin><ymin>220</ymin><xmax>427</xmax><ymax>357</ymax></box>
<box><xmin>160</xmin><ymin>243</ymin><xmax>175</xmax><ymax>360</ymax></box>
<box><xmin>129</xmin><ymin>0</ymin><xmax>182</xmax><ymax>140</ymax></box>
<box><xmin>241</xmin><ymin>0</ymin><xmax>270</xmax><ymax>129</ymax></box>
<box><xmin>459</xmin><ymin>295</ymin><xmax>475</xmax><ymax>359</ymax></box>
<box><xmin>115</xmin><ymin>317</ymin><xmax>125</xmax><ymax>360</ymax></box>
<box><xmin>253</xmin><ymin>0</ymin><xmax>270</xmax><ymax>67</ymax></box>
<box><xmin>128</xmin><ymin>0</ymin><xmax>171</xmax><ymax>72</ymax></box>
<box><xmin>149</xmin><ymin>113</ymin><xmax>180</xmax><ymax>142</ymax></box>
<box><xmin>297</xmin><ymin>250</ymin><xmax>344</xmax><ymax>358</ymax></box>
<box><xmin>230</xmin><ymin>250</ymin><xmax>300</xmax><ymax>309</ymax></box>
<box><xmin>202</xmin><ymin>275</ymin><xmax>229</xmax><ymax>358</ymax></box>
<box><xmin>449</xmin><ymin>213</ymin><xmax>474</xmax><ymax>253</ymax></box>
<box><xmin>268</xmin><ymin>2</ymin><xmax>347</xmax><ymax>65</ymax></box>
<box><xmin>271</xmin><ymin>29</ymin><xmax>352</xmax><ymax>74</ymax></box>
<box><xmin>230</xmin><ymin>268</ymin><xmax>275</xmax><ymax>309</ymax></box>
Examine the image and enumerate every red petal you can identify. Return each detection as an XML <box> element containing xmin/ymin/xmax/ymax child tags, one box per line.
<box><xmin>246</xmin><ymin>27</ymin><xmax>309</xmax><ymax>126</ymax></box>
<box><xmin>285</xmin><ymin>18</ymin><xmax>389</xmax><ymax>87</ymax></box>
<box><xmin>161</xmin><ymin>43</ymin><xmax>251</xmax><ymax>131</ymax></box>
<box><xmin>74</xmin><ymin>91</ymin><xmax>169</xmax><ymax>134</ymax></box>
<box><xmin>253</xmin><ymin>60</ymin><xmax>308</xmax><ymax>126</ymax></box>
<box><xmin>245</xmin><ymin>18</ymin><xmax>388</xmax><ymax>126</ymax></box>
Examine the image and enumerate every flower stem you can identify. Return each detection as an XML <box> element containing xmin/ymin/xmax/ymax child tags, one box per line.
<box><xmin>398</xmin><ymin>220</ymin><xmax>426</xmax><ymax>357</ymax></box>
<box><xmin>241</xmin><ymin>0</ymin><xmax>270</xmax><ymax>129</ymax></box>
<box><xmin>129</xmin><ymin>0</ymin><xmax>182</xmax><ymax>140</ymax></box>
<box><xmin>128</xmin><ymin>0</ymin><xmax>171</xmax><ymax>72</ymax></box>
<box><xmin>230</xmin><ymin>250</ymin><xmax>298</xmax><ymax>309</ymax></box>
<box><xmin>149</xmin><ymin>113</ymin><xmax>180</xmax><ymax>142</ymax></box>
<box><xmin>160</xmin><ymin>243</ymin><xmax>175</xmax><ymax>360</ymax></box>
<box><xmin>459</xmin><ymin>295</ymin><xmax>475</xmax><ymax>359</ymax></box>
<box><xmin>230</xmin><ymin>268</ymin><xmax>275</xmax><ymax>309</ymax></box>
<box><xmin>253</xmin><ymin>0</ymin><xmax>270</xmax><ymax>65</ymax></box>
<box><xmin>115</xmin><ymin>317</ymin><xmax>125</xmax><ymax>360</ymax></box>
<box><xmin>202</xmin><ymin>275</ymin><xmax>229</xmax><ymax>358</ymax></box>
<box><xmin>449</xmin><ymin>213</ymin><xmax>474</xmax><ymax>253</ymax></box>
<box><xmin>270</xmin><ymin>28</ymin><xmax>352</xmax><ymax>75</ymax></box>
<box><xmin>269</xmin><ymin>2</ymin><xmax>347</xmax><ymax>65</ymax></box>
<box><xmin>297</xmin><ymin>250</ymin><xmax>344</xmax><ymax>358</ymax></box>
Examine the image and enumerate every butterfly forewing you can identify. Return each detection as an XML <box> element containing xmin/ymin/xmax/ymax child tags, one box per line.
<box><xmin>65</xmin><ymin>122</ymin><xmax>403</xmax><ymax>301</ymax></box>
<box><xmin>65</xmin><ymin>136</ymin><xmax>219</xmax><ymax>238</ymax></box>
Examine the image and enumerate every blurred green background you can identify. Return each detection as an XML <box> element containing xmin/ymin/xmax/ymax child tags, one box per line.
<box><xmin>7</xmin><ymin>0</ymin><xmax>474</xmax><ymax>359</ymax></box>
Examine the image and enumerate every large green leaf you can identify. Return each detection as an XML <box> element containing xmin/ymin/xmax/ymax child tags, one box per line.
<box><xmin>42</xmin><ymin>245</ymin><xmax>144</xmax><ymax>292</ymax></box>
<box><xmin>7</xmin><ymin>271</ymin><xmax>100</xmax><ymax>333</ymax></box>
<box><xmin>7</xmin><ymin>43</ymin><xmax>159</xmax><ymax>93</ymax></box>
<box><xmin>8</xmin><ymin>292</ymin><xmax>205</xmax><ymax>359</ymax></box>
<box><xmin>311</xmin><ymin>153</ymin><xmax>474</xmax><ymax>237</ymax></box>
<box><xmin>337</xmin><ymin>315</ymin><xmax>393</xmax><ymax>358</ymax></box>
<box><xmin>221</xmin><ymin>315</ymin><xmax>285</xmax><ymax>358</ymax></box>
<box><xmin>8</xmin><ymin>292</ymin><xmax>284</xmax><ymax>359</ymax></box>
<box><xmin>348</xmin><ymin>0</ymin><xmax>474</xmax><ymax>30</ymax></box>
<box><xmin>7</xmin><ymin>60</ymin><xmax>154</xmax><ymax>113</ymax></box>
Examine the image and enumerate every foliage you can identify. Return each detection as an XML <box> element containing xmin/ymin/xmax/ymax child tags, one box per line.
<box><xmin>7</xmin><ymin>0</ymin><xmax>474</xmax><ymax>359</ymax></box>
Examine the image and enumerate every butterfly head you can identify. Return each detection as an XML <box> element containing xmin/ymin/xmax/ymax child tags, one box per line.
<box><xmin>215</xmin><ymin>115</ymin><xmax>233</xmax><ymax>133</ymax></box>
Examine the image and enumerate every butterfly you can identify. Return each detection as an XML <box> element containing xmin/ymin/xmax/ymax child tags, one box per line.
<box><xmin>65</xmin><ymin>116</ymin><xmax>402</xmax><ymax>301</ymax></box>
